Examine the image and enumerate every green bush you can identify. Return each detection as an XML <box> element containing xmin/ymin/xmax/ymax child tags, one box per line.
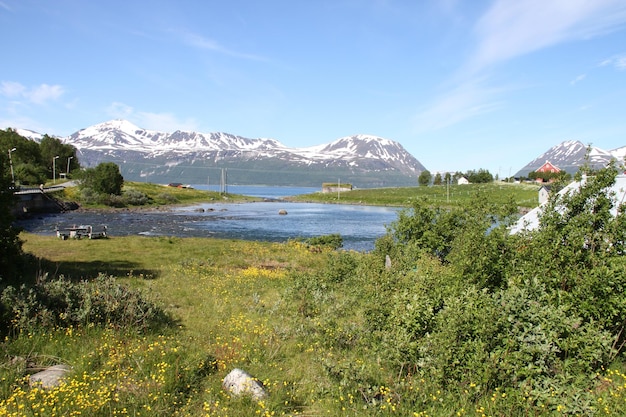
<box><xmin>348</xmin><ymin>164</ymin><xmax>626</xmax><ymax>414</ymax></box>
<box><xmin>78</xmin><ymin>162</ymin><xmax>124</xmax><ymax>196</ymax></box>
<box><xmin>1</xmin><ymin>274</ymin><xmax>174</xmax><ymax>334</ymax></box>
<box><xmin>156</xmin><ymin>192</ymin><xmax>179</xmax><ymax>204</ymax></box>
<box><xmin>293</xmin><ymin>233</ymin><xmax>344</xmax><ymax>251</ymax></box>
<box><xmin>123</xmin><ymin>190</ymin><xmax>152</xmax><ymax>205</ymax></box>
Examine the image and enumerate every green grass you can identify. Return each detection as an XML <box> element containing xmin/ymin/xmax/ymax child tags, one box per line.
<box><xmin>60</xmin><ymin>181</ymin><xmax>261</xmax><ymax>208</ymax></box>
<box><xmin>3</xmin><ymin>234</ymin><xmax>330</xmax><ymax>416</ymax></box>
<box><xmin>3</xmin><ymin>233</ymin><xmax>626</xmax><ymax>416</ymax></box>
<box><xmin>288</xmin><ymin>181</ymin><xmax>541</xmax><ymax>209</ymax></box>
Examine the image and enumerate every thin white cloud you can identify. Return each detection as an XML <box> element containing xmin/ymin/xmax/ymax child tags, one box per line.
<box><xmin>0</xmin><ymin>1</ymin><xmax>10</xmax><ymax>11</ymax></box>
<box><xmin>600</xmin><ymin>53</ymin><xmax>626</xmax><ymax>70</ymax></box>
<box><xmin>570</xmin><ymin>74</ymin><xmax>587</xmax><ymax>85</ymax></box>
<box><xmin>106</xmin><ymin>102</ymin><xmax>199</xmax><ymax>132</ymax></box>
<box><xmin>0</xmin><ymin>81</ymin><xmax>26</xmax><ymax>98</ymax></box>
<box><xmin>413</xmin><ymin>80</ymin><xmax>504</xmax><ymax>133</ymax></box>
<box><xmin>414</xmin><ymin>0</ymin><xmax>626</xmax><ymax>134</ymax></box>
<box><xmin>179</xmin><ymin>31</ymin><xmax>268</xmax><ymax>62</ymax></box>
<box><xmin>27</xmin><ymin>84</ymin><xmax>64</xmax><ymax>104</ymax></box>
<box><xmin>469</xmin><ymin>0</ymin><xmax>626</xmax><ymax>73</ymax></box>
<box><xmin>0</xmin><ymin>81</ymin><xmax>64</xmax><ymax>104</ymax></box>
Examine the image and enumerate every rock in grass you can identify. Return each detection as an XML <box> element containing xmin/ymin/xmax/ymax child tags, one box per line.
<box><xmin>222</xmin><ymin>368</ymin><xmax>267</xmax><ymax>400</ymax></box>
<box><xmin>29</xmin><ymin>364</ymin><xmax>71</xmax><ymax>389</ymax></box>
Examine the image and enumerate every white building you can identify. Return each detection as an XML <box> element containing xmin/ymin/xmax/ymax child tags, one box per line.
<box><xmin>510</xmin><ymin>175</ymin><xmax>626</xmax><ymax>234</ymax></box>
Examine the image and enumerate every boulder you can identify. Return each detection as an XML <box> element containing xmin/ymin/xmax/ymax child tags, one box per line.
<box><xmin>278</xmin><ymin>209</ymin><xmax>288</xmax><ymax>215</ymax></box>
<box><xmin>222</xmin><ymin>368</ymin><xmax>267</xmax><ymax>400</ymax></box>
<box><xmin>29</xmin><ymin>364</ymin><xmax>71</xmax><ymax>389</ymax></box>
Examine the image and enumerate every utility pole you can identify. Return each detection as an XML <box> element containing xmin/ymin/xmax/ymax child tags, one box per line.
<box><xmin>67</xmin><ymin>156</ymin><xmax>73</xmax><ymax>175</ymax></box>
<box><xmin>53</xmin><ymin>155</ymin><xmax>60</xmax><ymax>184</ymax></box>
<box><xmin>8</xmin><ymin>147</ymin><xmax>16</xmax><ymax>187</ymax></box>
<box><xmin>220</xmin><ymin>168</ymin><xmax>228</xmax><ymax>194</ymax></box>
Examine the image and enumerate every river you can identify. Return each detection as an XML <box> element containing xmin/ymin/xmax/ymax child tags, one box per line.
<box><xmin>16</xmin><ymin>186</ymin><xmax>400</xmax><ymax>252</ymax></box>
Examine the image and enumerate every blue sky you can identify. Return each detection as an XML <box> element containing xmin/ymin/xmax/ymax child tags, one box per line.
<box><xmin>1</xmin><ymin>0</ymin><xmax>626</xmax><ymax>177</ymax></box>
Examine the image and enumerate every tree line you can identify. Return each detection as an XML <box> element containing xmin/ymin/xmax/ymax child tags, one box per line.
<box><xmin>418</xmin><ymin>168</ymin><xmax>495</xmax><ymax>186</ymax></box>
<box><xmin>0</xmin><ymin>128</ymin><xmax>80</xmax><ymax>186</ymax></box>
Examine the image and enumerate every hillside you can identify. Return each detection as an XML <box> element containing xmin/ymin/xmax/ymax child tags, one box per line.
<box><xmin>64</xmin><ymin>120</ymin><xmax>426</xmax><ymax>187</ymax></box>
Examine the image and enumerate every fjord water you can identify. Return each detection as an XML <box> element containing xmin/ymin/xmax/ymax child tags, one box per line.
<box><xmin>18</xmin><ymin>186</ymin><xmax>400</xmax><ymax>251</ymax></box>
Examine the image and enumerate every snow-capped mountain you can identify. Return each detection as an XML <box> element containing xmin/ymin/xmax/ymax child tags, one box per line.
<box><xmin>515</xmin><ymin>140</ymin><xmax>623</xmax><ymax>177</ymax></box>
<box><xmin>64</xmin><ymin>120</ymin><xmax>426</xmax><ymax>187</ymax></box>
<box><xmin>14</xmin><ymin>128</ymin><xmax>45</xmax><ymax>141</ymax></box>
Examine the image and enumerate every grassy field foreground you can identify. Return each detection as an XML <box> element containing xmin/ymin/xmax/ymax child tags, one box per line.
<box><xmin>2</xmin><ymin>235</ymin><xmax>330</xmax><ymax>416</ymax></box>
<box><xmin>2</xmin><ymin>229</ymin><xmax>626</xmax><ymax>417</ymax></box>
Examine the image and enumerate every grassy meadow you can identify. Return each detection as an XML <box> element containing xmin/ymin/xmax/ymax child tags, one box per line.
<box><xmin>288</xmin><ymin>181</ymin><xmax>541</xmax><ymax>209</ymax></box>
<box><xmin>60</xmin><ymin>181</ymin><xmax>261</xmax><ymax>208</ymax></box>
<box><xmin>4</xmin><ymin>174</ymin><xmax>626</xmax><ymax>416</ymax></box>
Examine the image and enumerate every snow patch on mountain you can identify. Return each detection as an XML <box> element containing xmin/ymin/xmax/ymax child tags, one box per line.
<box><xmin>516</xmin><ymin>140</ymin><xmax>623</xmax><ymax>177</ymax></box>
<box><xmin>65</xmin><ymin>120</ymin><xmax>423</xmax><ymax>171</ymax></box>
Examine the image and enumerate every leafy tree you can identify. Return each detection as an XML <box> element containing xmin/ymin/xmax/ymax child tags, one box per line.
<box><xmin>528</xmin><ymin>169</ymin><xmax>571</xmax><ymax>182</ymax></box>
<box><xmin>433</xmin><ymin>172</ymin><xmax>442</xmax><ymax>186</ymax></box>
<box><xmin>79</xmin><ymin>162</ymin><xmax>124</xmax><ymax>195</ymax></box>
<box><xmin>13</xmin><ymin>163</ymin><xmax>47</xmax><ymax>186</ymax></box>
<box><xmin>0</xmin><ymin>156</ymin><xmax>24</xmax><ymax>285</ymax></box>
<box><xmin>0</xmin><ymin>129</ymin><xmax>43</xmax><ymax>185</ymax></box>
<box><xmin>0</xmin><ymin>129</ymin><xmax>80</xmax><ymax>185</ymax></box>
<box><xmin>418</xmin><ymin>170</ymin><xmax>431</xmax><ymax>186</ymax></box>
<box><xmin>39</xmin><ymin>135</ymin><xmax>80</xmax><ymax>180</ymax></box>
<box><xmin>465</xmin><ymin>168</ymin><xmax>493</xmax><ymax>183</ymax></box>
<box><xmin>366</xmin><ymin>163</ymin><xmax>626</xmax><ymax>412</ymax></box>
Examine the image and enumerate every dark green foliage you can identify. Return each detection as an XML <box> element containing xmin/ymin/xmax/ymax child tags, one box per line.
<box><xmin>0</xmin><ymin>128</ymin><xmax>80</xmax><ymax>185</ymax></box>
<box><xmin>382</xmin><ymin>195</ymin><xmax>516</xmax><ymax>269</ymax></box>
<box><xmin>298</xmin><ymin>233</ymin><xmax>343</xmax><ymax>250</ymax></box>
<box><xmin>79</xmin><ymin>162</ymin><xmax>124</xmax><ymax>196</ymax></box>
<box><xmin>0</xmin><ymin>156</ymin><xmax>23</xmax><ymax>286</ymax></box>
<box><xmin>13</xmin><ymin>163</ymin><xmax>47</xmax><ymax>185</ymax></box>
<box><xmin>370</xmin><ymin>165</ymin><xmax>626</xmax><ymax>412</ymax></box>
<box><xmin>39</xmin><ymin>135</ymin><xmax>79</xmax><ymax>180</ymax></box>
<box><xmin>418</xmin><ymin>169</ymin><xmax>431</xmax><ymax>186</ymax></box>
<box><xmin>465</xmin><ymin>168</ymin><xmax>494</xmax><ymax>183</ymax></box>
<box><xmin>281</xmin><ymin>164</ymin><xmax>626</xmax><ymax>414</ymax></box>
<box><xmin>122</xmin><ymin>189</ymin><xmax>153</xmax><ymax>205</ymax></box>
<box><xmin>528</xmin><ymin>169</ymin><xmax>571</xmax><ymax>182</ymax></box>
<box><xmin>1</xmin><ymin>274</ymin><xmax>174</xmax><ymax>335</ymax></box>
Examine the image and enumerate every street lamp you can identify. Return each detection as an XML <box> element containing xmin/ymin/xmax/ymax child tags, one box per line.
<box><xmin>53</xmin><ymin>155</ymin><xmax>60</xmax><ymax>184</ymax></box>
<box><xmin>8</xmin><ymin>147</ymin><xmax>16</xmax><ymax>187</ymax></box>
<box><xmin>67</xmin><ymin>156</ymin><xmax>73</xmax><ymax>175</ymax></box>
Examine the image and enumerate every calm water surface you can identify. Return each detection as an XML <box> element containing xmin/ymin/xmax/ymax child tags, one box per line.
<box><xmin>18</xmin><ymin>186</ymin><xmax>400</xmax><ymax>252</ymax></box>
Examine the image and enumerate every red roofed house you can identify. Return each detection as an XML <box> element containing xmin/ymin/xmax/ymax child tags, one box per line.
<box><xmin>533</xmin><ymin>161</ymin><xmax>561</xmax><ymax>183</ymax></box>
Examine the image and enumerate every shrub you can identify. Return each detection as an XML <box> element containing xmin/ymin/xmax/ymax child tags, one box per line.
<box><xmin>361</xmin><ymin>164</ymin><xmax>626</xmax><ymax>413</ymax></box>
<box><xmin>292</xmin><ymin>234</ymin><xmax>344</xmax><ymax>251</ymax></box>
<box><xmin>78</xmin><ymin>162</ymin><xmax>124</xmax><ymax>195</ymax></box>
<box><xmin>156</xmin><ymin>192</ymin><xmax>179</xmax><ymax>204</ymax></box>
<box><xmin>123</xmin><ymin>189</ymin><xmax>152</xmax><ymax>205</ymax></box>
<box><xmin>1</xmin><ymin>274</ymin><xmax>174</xmax><ymax>335</ymax></box>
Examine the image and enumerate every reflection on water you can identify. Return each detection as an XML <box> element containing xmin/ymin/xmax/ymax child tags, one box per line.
<box><xmin>17</xmin><ymin>201</ymin><xmax>400</xmax><ymax>252</ymax></box>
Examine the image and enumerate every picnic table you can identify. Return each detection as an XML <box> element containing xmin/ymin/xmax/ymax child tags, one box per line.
<box><xmin>56</xmin><ymin>225</ymin><xmax>108</xmax><ymax>240</ymax></box>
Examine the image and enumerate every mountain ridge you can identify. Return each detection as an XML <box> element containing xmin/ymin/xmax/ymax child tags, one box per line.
<box><xmin>62</xmin><ymin>120</ymin><xmax>427</xmax><ymax>187</ymax></box>
<box><xmin>515</xmin><ymin>140</ymin><xmax>625</xmax><ymax>178</ymax></box>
